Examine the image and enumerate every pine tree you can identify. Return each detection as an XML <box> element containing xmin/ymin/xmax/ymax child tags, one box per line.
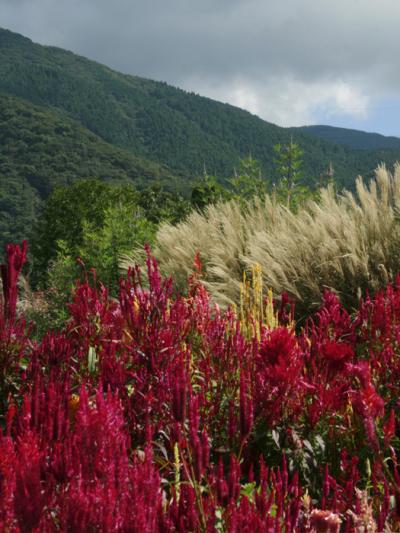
<box><xmin>273</xmin><ymin>138</ymin><xmax>306</xmax><ymax>208</ymax></box>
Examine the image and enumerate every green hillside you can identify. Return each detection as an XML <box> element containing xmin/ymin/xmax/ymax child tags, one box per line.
<box><xmin>1</xmin><ymin>27</ymin><xmax>400</xmax><ymax>191</ymax></box>
<box><xmin>295</xmin><ymin>125</ymin><xmax>400</xmax><ymax>150</ymax></box>
<box><xmin>0</xmin><ymin>92</ymin><xmax>178</xmax><ymax>249</ymax></box>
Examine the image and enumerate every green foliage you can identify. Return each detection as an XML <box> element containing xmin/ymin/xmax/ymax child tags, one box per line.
<box><xmin>28</xmin><ymin>180</ymin><xmax>158</xmax><ymax>331</ymax></box>
<box><xmin>191</xmin><ymin>157</ymin><xmax>269</xmax><ymax>209</ymax></box>
<box><xmin>20</xmin><ymin>240</ymin><xmax>78</xmax><ymax>338</ymax></box>
<box><xmin>273</xmin><ymin>139</ymin><xmax>303</xmax><ymax>188</ymax></box>
<box><xmin>138</xmin><ymin>184</ymin><xmax>191</xmax><ymax>224</ymax></box>
<box><xmin>272</xmin><ymin>140</ymin><xmax>311</xmax><ymax>208</ymax></box>
<box><xmin>76</xmin><ymin>203</ymin><xmax>157</xmax><ymax>289</ymax></box>
<box><xmin>191</xmin><ymin>173</ymin><xmax>231</xmax><ymax>210</ymax></box>
<box><xmin>41</xmin><ymin>242</ymin><xmax>78</xmax><ymax>330</ymax></box>
<box><xmin>0</xmin><ymin>175</ymin><xmax>39</xmax><ymax>247</ymax></box>
<box><xmin>228</xmin><ymin>156</ymin><xmax>268</xmax><ymax>200</ymax></box>
<box><xmin>30</xmin><ymin>179</ymin><xmax>151</xmax><ymax>288</ymax></box>
<box><xmin>1</xmin><ymin>26</ymin><xmax>400</xmax><ymax>262</ymax></box>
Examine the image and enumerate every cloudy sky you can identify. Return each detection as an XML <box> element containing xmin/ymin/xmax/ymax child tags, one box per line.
<box><xmin>1</xmin><ymin>0</ymin><xmax>400</xmax><ymax>135</ymax></box>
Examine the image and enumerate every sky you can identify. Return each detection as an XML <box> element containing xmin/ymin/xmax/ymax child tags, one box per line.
<box><xmin>1</xmin><ymin>0</ymin><xmax>400</xmax><ymax>136</ymax></box>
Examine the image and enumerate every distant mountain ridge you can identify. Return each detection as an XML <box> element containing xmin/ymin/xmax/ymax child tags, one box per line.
<box><xmin>295</xmin><ymin>125</ymin><xmax>400</xmax><ymax>150</ymax></box>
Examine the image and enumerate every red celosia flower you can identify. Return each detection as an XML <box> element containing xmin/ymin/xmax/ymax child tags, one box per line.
<box><xmin>254</xmin><ymin>327</ymin><xmax>305</xmax><ymax>425</ymax></box>
<box><xmin>321</xmin><ymin>339</ymin><xmax>354</xmax><ymax>370</ymax></box>
<box><xmin>1</xmin><ymin>241</ymin><xmax>27</xmax><ymax>322</ymax></box>
<box><xmin>383</xmin><ymin>408</ymin><xmax>396</xmax><ymax>446</ymax></box>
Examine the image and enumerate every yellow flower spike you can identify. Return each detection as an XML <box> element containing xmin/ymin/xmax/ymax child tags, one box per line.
<box><xmin>132</xmin><ymin>296</ymin><xmax>140</xmax><ymax>318</ymax></box>
<box><xmin>165</xmin><ymin>298</ymin><xmax>171</xmax><ymax>319</ymax></box>
<box><xmin>239</xmin><ymin>264</ymin><xmax>286</xmax><ymax>340</ymax></box>
<box><xmin>301</xmin><ymin>489</ymin><xmax>311</xmax><ymax>513</ymax></box>
<box><xmin>252</xmin><ymin>263</ymin><xmax>263</xmax><ymax>320</ymax></box>
<box><xmin>68</xmin><ymin>394</ymin><xmax>80</xmax><ymax>425</ymax></box>
<box><xmin>173</xmin><ymin>442</ymin><xmax>181</xmax><ymax>502</ymax></box>
<box><xmin>231</xmin><ymin>302</ymin><xmax>237</xmax><ymax>318</ymax></box>
<box><xmin>265</xmin><ymin>287</ymin><xmax>279</xmax><ymax>330</ymax></box>
<box><xmin>366</xmin><ymin>458</ymin><xmax>371</xmax><ymax>480</ymax></box>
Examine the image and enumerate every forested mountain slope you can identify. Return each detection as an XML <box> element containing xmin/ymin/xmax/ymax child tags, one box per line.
<box><xmin>1</xmin><ymin>27</ymin><xmax>400</xmax><ymax>191</ymax></box>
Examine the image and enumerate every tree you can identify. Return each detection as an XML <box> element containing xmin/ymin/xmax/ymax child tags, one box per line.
<box><xmin>273</xmin><ymin>138</ymin><xmax>308</xmax><ymax>208</ymax></box>
<box><xmin>228</xmin><ymin>155</ymin><xmax>267</xmax><ymax>200</ymax></box>
<box><xmin>30</xmin><ymin>179</ymin><xmax>140</xmax><ymax>287</ymax></box>
<box><xmin>190</xmin><ymin>173</ymin><xmax>230</xmax><ymax>210</ymax></box>
<box><xmin>138</xmin><ymin>183</ymin><xmax>191</xmax><ymax>224</ymax></box>
<box><xmin>76</xmin><ymin>203</ymin><xmax>156</xmax><ymax>290</ymax></box>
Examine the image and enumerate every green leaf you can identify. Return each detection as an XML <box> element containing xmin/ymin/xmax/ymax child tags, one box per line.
<box><xmin>88</xmin><ymin>346</ymin><xmax>98</xmax><ymax>374</ymax></box>
<box><xmin>240</xmin><ymin>482</ymin><xmax>256</xmax><ymax>502</ymax></box>
<box><xmin>214</xmin><ymin>507</ymin><xmax>225</xmax><ymax>532</ymax></box>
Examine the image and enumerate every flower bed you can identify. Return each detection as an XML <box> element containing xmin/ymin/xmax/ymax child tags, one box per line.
<box><xmin>1</xmin><ymin>243</ymin><xmax>400</xmax><ymax>531</ymax></box>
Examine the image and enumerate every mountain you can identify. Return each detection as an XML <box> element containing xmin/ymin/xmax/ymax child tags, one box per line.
<box><xmin>295</xmin><ymin>125</ymin><xmax>400</xmax><ymax>150</ymax></box>
<box><xmin>1</xmin><ymin>27</ymin><xmax>400</xmax><ymax>249</ymax></box>
<box><xmin>2</xmin><ymin>28</ymin><xmax>400</xmax><ymax>185</ymax></box>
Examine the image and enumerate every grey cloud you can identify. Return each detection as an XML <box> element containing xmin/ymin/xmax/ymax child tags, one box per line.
<box><xmin>0</xmin><ymin>0</ymin><xmax>395</xmax><ymax>78</ymax></box>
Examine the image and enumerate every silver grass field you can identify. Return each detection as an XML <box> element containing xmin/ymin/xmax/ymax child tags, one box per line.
<box><xmin>122</xmin><ymin>164</ymin><xmax>400</xmax><ymax>316</ymax></box>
